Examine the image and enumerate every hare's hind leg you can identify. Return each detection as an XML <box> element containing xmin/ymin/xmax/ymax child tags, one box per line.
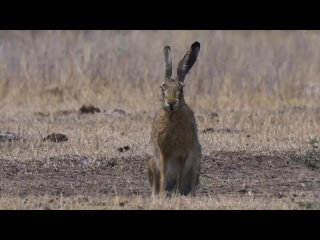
<box><xmin>159</xmin><ymin>154</ymin><xmax>169</xmax><ymax>197</ymax></box>
<box><xmin>148</xmin><ymin>158</ymin><xmax>160</xmax><ymax>197</ymax></box>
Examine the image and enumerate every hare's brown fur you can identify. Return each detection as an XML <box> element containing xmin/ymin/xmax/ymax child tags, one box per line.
<box><xmin>148</xmin><ymin>42</ymin><xmax>201</xmax><ymax>197</ymax></box>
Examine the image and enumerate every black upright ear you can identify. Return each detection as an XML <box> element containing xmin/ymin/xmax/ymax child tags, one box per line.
<box><xmin>177</xmin><ymin>41</ymin><xmax>200</xmax><ymax>82</ymax></box>
<box><xmin>163</xmin><ymin>46</ymin><xmax>172</xmax><ymax>79</ymax></box>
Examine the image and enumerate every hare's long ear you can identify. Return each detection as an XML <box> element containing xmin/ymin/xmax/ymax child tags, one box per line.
<box><xmin>177</xmin><ymin>41</ymin><xmax>200</xmax><ymax>82</ymax></box>
<box><xmin>163</xmin><ymin>46</ymin><xmax>172</xmax><ymax>79</ymax></box>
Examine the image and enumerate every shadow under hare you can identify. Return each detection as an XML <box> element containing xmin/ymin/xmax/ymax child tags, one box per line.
<box><xmin>148</xmin><ymin>41</ymin><xmax>202</xmax><ymax>197</ymax></box>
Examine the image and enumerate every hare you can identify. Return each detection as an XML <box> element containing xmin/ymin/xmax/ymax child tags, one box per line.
<box><xmin>148</xmin><ymin>41</ymin><xmax>202</xmax><ymax>197</ymax></box>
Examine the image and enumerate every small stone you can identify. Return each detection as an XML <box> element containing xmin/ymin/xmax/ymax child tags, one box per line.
<box><xmin>0</xmin><ymin>131</ymin><xmax>20</xmax><ymax>142</ymax></box>
<box><xmin>202</xmin><ymin>128</ymin><xmax>215</xmax><ymax>134</ymax></box>
<box><xmin>43</xmin><ymin>133</ymin><xmax>68</xmax><ymax>143</ymax></box>
<box><xmin>79</xmin><ymin>105</ymin><xmax>101</xmax><ymax>114</ymax></box>
<box><xmin>117</xmin><ymin>146</ymin><xmax>130</xmax><ymax>152</ymax></box>
<box><xmin>211</xmin><ymin>112</ymin><xmax>219</xmax><ymax>118</ymax></box>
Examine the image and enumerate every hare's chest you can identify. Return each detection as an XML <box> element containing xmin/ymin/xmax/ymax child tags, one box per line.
<box><xmin>157</xmin><ymin>118</ymin><xmax>194</xmax><ymax>153</ymax></box>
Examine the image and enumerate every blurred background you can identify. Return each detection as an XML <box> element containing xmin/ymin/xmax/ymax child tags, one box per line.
<box><xmin>1</xmin><ymin>30</ymin><xmax>320</xmax><ymax>112</ymax></box>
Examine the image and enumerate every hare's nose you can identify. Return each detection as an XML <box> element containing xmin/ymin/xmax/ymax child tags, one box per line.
<box><xmin>169</xmin><ymin>103</ymin><xmax>175</xmax><ymax>111</ymax></box>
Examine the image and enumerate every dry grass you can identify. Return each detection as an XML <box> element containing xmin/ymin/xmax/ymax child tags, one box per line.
<box><xmin>2</xmin><ymin>30</ymin><xmax>320</xmax><ymax>112</ymax></box>
<box><xmin>0</xmin><ymin>194</ymin><xmax>319</xmax><ymax>210</ymax></box>
<box><xmin>1</xmin><ymin>30</ymin><xmax>320</xmax><ymax>209</ymax></box>
<box><xmin>1</xmin><ymin>106</ymin><xmax>320</xmax><ymax>161</ymax></box>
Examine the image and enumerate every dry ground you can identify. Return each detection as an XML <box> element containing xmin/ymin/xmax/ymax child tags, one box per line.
<box><xmin>1</xmin><ymin>107</ymin><xmax>320</xmax><ymax>209</ymax></box>
<box><xmin>1</xmin><ymin>30</ymin><xmax>320</xmax><ymax>209</ymax></box>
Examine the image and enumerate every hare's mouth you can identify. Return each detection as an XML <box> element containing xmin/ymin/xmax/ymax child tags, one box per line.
<box><xmin>164</xmin><ymin>103</ymin><xmax>178</xmax><ymax>112</ymax></box>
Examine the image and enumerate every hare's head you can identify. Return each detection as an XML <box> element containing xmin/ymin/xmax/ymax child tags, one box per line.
<box><xmin>160</xmin><ymin>42</ymin><xmax>200</xmax><ymax>112</ymax></box>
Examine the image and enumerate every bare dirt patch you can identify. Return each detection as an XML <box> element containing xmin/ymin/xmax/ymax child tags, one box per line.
<box><xmin>1</xmin><ymin>151</ymin><xmax>319</xmax><ymax>200</ymax></box>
